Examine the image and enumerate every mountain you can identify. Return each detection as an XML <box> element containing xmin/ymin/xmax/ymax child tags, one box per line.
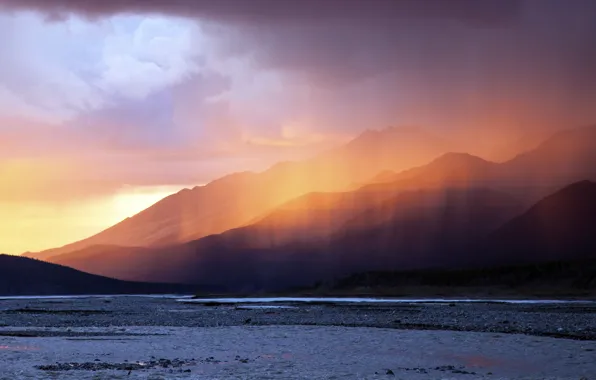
<box><xmin>27</xmin><ymin>126</ymin><xmax>450</xmax><ymax>260</ymax></box>
<box><xmin>44</xmin><ymin>189</ymin><xmax>411</xmax><ymax>282</ymax></box>
<box><xmin>325</xmin><ymin>181</ymin><xmax>596</xmax><ymax>296</ymax></box>
<box><xmin>48</xmin><ymin>187</ymin><xmax>522</xmax><ymax>290</ymax></box>
<box><xmin>46</xmin><ymin>190</ymin><xmax>399</xmax><ymax>282</ymax></box>
<box><xmin>47</xmin><ymin>245</ymin><xmax>158</xmax><ymax>283</ymax></box>
<box><xmin>0</xmin><ymin>254</ymin><xmax>198</xmax><ymax>296</ymax></box>
<box><xmin>34</xmin><ymin>126</ymin><xmax>596</xmax><ymax>291</ymax></box>
<box><xmin>370</xmin><ymin>152</ymin><xmax>498</xmax><ymax>187</ymax></box>
<box><xmin>161</xmin><ymin>181</ymin><xmax>595</xmax><ymax>291</ymax></box>
<box><xmin>500</xmin><ymin>126</ymin><xmax>596</xmax><ymax>188</ymax></box>
<box><xmin>362</xmin><ymin>125</ymin><xmax>596</xmax><ymax>204</ymax></box>
<box><xmin>46</xmin><ymin>181</ymin><xmax>596</xmax><ymax>291</ymax></box>
<box><xmin>494</xmin><ymin>129</ymin><xmax>553</xmax><ymax>162</ymax></box>
<box><xmin>478</xmin><ymin>180</ymin><xmax>596</xmax><ymax>266</ymax></box>
<box><xmin>311</xmin><ymin>187</ymin><xmax>523</xmax><ymax>274</ymax></box>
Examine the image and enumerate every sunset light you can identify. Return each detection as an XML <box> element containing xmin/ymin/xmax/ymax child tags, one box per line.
<box><xmin>1</xmin><ymin>1</ymin><xmax>595</xmax><ymax>378</ymax></box>
<box><xmin>0</xmin><ymin>185</ymin><xmax>184</xmax><ymax>255</ymax></box>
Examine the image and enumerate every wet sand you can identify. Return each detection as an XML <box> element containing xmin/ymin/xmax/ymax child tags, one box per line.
<box><xmin>0</xmin><ymin>296</ymin><xmax>594</xmax><ymax>379</ymax></box>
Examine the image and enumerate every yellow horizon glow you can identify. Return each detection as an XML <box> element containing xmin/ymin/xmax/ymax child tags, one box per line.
<box><xmin>0</xmin><ymin>184</ymin><xmax>188</xmax><ymax>255</ymax></box>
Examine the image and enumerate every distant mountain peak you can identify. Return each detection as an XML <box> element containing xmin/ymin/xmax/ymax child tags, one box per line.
<box><xmin>516</xmin><ymin>124</ymin><xmax>596</xmax><ymax>157</ymax></box>
<box><xmin>433</xmin><ymin>152</ymin><xmax>493</xmax><ymax>163</ymax></box>
<box><xmin>345</xmin><ymin>126</ymin><xmax>448</xmax><ymax>153</ymax></box>
<box><xmin>422</xmin><ymin>152</ymin><xmax>496</xmax><ymax>173</ymax></box>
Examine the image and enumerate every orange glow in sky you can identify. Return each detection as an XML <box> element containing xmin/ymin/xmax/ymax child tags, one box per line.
<box><xmin>0</xmin><ymin>185</ymin><xmax>184</xmax><ymax>255</ymax></box>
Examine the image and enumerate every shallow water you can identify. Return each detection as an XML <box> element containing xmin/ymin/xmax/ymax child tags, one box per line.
<box><xmin>1</xmin><ymin>294</ymin><xmax>593</xmax><ymax>304</ymax></box>
<box><xmin>0</xmin><ymin>294</ymin><xmax>190</xmax><ymax>301</ymax></box>
<box><xmin>0</xmin><ymin>325</ymin><xmax>593</xmax><ymax>379</ymax></box>
<box><xmin>183</xmin><ymin>296</ymin><xmax>596</xmax><ymax>304</ymax></box>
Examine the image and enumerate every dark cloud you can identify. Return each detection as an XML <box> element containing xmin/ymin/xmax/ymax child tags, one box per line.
<box><xmin>2</xmin><ymin>0</ymin><xmax>595</xmax><ymax>134</ymax></box>
<box><xmin>0</xmin><ymin>0</ymin><xmax>521</xmax><ymax>26</ymax></box>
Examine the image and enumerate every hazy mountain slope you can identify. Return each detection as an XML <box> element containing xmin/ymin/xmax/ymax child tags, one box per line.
<box><xmin>329</xmin><ymin>181</ymin><xmax>596</xmax><ymax>295</ymax></box>
<box><xmin>0</xmin><ymin>254</ymin><xmax>197</xmax><ymax>296</ymax></box>
<box><xmin>35</xmin><ymin>125</ymin><xmax>596</xmax><ymax>262</ymax></box>
<box><xmin>27</xmin><ymin>127</ymin><xmax>450</xmax><ymax>260</ymax></box>
<box><xmin>40</xmin><ymin>125</ymin><xmax>596</xmax><ymax>290</ymax></box>
<box><xmin>46</xmin><ymin>181</ymin><xmax>596</xmax><ymax>292</ymax></box>
<box><xmin>321</xmin><ymin>188</ymin><xmax>524</xmax><ymax>272</ymax></box>
<box><xmin>48</xmin><ymin>245</ymin><xmax>160</xmax><ymax>283</ymax></box>
<box><xmin>368</xmin><ymin>152</ymin><xmax>499</xmax><ymax>187</ymax></box>
<box><xmin>478</xmin><ymin>180</ymin><xmax>596</xmax><ymax>266</ymax></box>
<box><xmin>48</xmin><ymin>188</ymin><xmax>521</xmax><ymax>290</ymax></box>
<box><xmin>221</xmin><ymin>190</ymin><xmax>398</xmax><ymax>248</ymax></box>
<box><xmin>177</xmin><ymin>188</ymin><xmax>521</xmax><ymax>290</ymax></box>
<box><xmin>159</xmin><ymin>182</ymin><xmax>595</xmax><ymax>290</ymax></box>
<box><xmin>46</xmin><ymin>190</ymin><xmax>409</xmax><ymax>280</ymax></box>
<box><xmin>362</xmin><ymin>125</ymin><xmax>596</xmax><ymax>203</ymax></box>
<box><xmin>500</xmin><ymin>126</ymin><xmax>596</xmax><ymax>187</ymax></box>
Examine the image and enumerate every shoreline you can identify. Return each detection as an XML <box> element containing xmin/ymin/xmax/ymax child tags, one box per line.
<box><xmin>1</xmin><ymin>295</ymin><xmax>595</xmax><ymax>378</ymax></box>
<box><xmin>1</xmin><ymin>295</ymin><xmax>594</xmax><ymax>341</ymax></box>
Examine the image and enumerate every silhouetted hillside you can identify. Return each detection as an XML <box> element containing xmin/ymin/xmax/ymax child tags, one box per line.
<box><xmin>478</xmin><ymin>180</ymin><xmax>596</xmax><ymax>266</ymax></box>
<box><xmin>334</xmin><ymin>188</ymin><xmax>522</xmax><ymax>266</ymax></box>
<box><xmin>48</xmin><ymin>245</ymin><xmax>159</xmax><ymax>283</ymax></box>
<box><xmin>0</xmin><ymin>255</ymin><xmax>198</xmax><ymax>296</ymax></box>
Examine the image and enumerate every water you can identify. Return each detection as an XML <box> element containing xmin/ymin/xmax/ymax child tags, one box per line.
<box><xmin>1</xmin><ymin>294</ymin><xmax>592</xmax><ymax>304</ymax></box>
<box><xmin>182</xmin><ymin>297</ymin><xmax>595</xmax><ymax>304</ymax></box>
<box><xmin>0</xmin><ymin>294</ymin><xmax>191</xmax><ymax>301</ymax></box>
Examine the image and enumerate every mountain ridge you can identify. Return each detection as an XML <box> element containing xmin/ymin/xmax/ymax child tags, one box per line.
<box><xmin>26</xmin><ymin>126</ymin><xmax>452</xmax><ymax>260</ymax></box>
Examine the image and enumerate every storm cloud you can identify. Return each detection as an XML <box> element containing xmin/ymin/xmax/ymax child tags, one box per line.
<box><xmin>0</xmin><ymin>0</ymin><xmax>521</xmax><ymax>24</ymax></box>
<box><xmin>1</xmin><ymin>0</ymin><xmax>595</xmax><ymax>194</ymax></box>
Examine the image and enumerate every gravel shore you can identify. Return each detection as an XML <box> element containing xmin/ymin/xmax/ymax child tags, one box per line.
<box><xmin>1</xmin><ymin>296</ymin><xmax>594</xmax><ymax>340</ymax></box>
<box><xmin>0</xmin><ymin>296</ymin><xmax>594</xmax><ymax>379</ymax></box>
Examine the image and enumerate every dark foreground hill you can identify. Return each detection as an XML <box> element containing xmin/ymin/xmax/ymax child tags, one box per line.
<box><xmin>479</xmin><ymin>180</ymin><xmax>596</xmax><ymax>266</ymax></box>
<box><xmin>0</xmin><ymin>255</ymin><xmax>199</xmax><ymax>296</ymax></box>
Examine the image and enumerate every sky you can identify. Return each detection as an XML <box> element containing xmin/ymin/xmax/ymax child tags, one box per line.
<box><xmin>1</xmin><ymin>0</ymin><xmax>595</xmax><ymax>254</ymax></box>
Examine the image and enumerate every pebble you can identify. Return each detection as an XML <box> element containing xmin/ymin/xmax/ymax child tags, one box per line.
<box><xmin>1</xmin><ymin>297</ymin><xmax>594</xmax><ymax>341</ymax></box>
<box><xmin>35</xmin><ymin>356</ymin><xmax>254</xmax><ymax>372</ymax></box>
